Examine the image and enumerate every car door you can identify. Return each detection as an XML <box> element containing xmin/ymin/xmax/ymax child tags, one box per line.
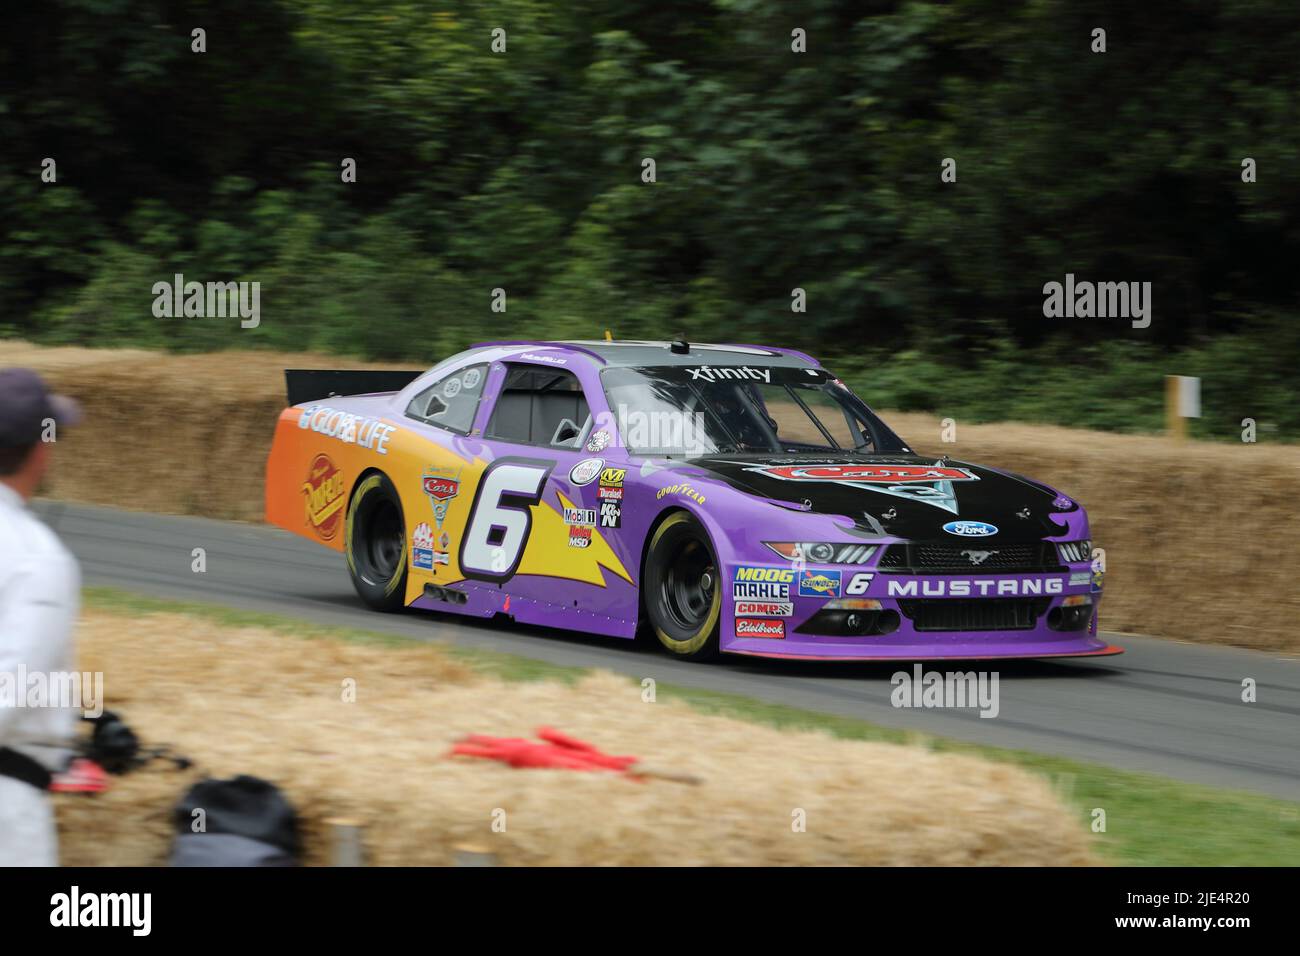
<box><xmin>460</xmin><ymin>359</ymin><xmax>635</xmax><ymax>625</ymax></box>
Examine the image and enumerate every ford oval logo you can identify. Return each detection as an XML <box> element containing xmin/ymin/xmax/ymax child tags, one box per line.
<box><xmin>943</xmin><ymin>520</ymin><xmax>998</xmax><ymax>537</ymax></box>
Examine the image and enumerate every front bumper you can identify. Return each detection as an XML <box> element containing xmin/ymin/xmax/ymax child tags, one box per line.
<box><xmin>722</xmin><ymin>565</ymin><xmax>1120</xmax><ymax>661</ymax></box>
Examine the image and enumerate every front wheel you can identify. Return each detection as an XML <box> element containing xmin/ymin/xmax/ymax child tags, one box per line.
<box><xmin>643</xmin><ymin>511</ymin><xmax>721</xmax><ymax>660</ymax></box>
<box><xmin>346</xmin><ymin>472</ymin><xmax>408</xmax><ymax>611</ymax></box>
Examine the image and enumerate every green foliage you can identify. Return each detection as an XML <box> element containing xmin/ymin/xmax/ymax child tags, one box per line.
<box><xmin>2</xmin><ymin>0</ymin><xmax>1296</xmax><ymax>438</ymax></box>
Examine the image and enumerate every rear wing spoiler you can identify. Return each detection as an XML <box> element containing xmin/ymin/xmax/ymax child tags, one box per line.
<box><xmin>285</xmin><ymin>369</ymin><xmax>423</xmax><ymax>406</ymax></box>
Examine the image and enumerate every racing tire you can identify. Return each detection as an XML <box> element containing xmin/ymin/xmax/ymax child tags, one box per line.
<box><xmin>644</xmin><ymin>511</ymin><xmax>721</xmax><ymax>660</ymax></box>
<box><xmin>345</xmin><ymin>471</ymin><xmax>409</xmax><ymax>612</ymax></box>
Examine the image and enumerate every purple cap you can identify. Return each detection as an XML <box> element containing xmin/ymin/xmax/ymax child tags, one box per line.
<box><xmin>0</xmin><ymin>368</ymin><xmax>82</xmax><ymax>448</ymax></box>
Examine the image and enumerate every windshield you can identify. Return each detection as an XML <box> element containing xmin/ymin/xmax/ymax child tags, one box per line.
<box><xmin>599</xmin><ymin>365</ymin><xmax>909</xmax><ymax>457</ymax></box>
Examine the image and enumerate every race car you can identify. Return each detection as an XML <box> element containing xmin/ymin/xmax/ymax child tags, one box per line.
<box><xmin>265</xmin><ymin>340</ymin><xmax>1121</xmax><ymax>661</ymax></box>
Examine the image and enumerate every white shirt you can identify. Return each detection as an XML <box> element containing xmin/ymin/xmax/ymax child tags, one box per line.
<box><xmin>0</xmin><ymin>482</ymin><xmax>80</xmax><ymax>770</ymax></box>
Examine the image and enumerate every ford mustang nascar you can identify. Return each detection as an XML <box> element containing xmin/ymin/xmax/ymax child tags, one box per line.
<box><xmin>265</xmin><ymin>340</ymin><xmax>1120</xmax><ymax>661</ymax></box>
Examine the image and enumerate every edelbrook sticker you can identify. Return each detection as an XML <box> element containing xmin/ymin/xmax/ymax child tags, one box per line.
<box><xmin>735</xmin><ymin>617</ymin><xmax>785</xmax><ymax>639</ymax></box>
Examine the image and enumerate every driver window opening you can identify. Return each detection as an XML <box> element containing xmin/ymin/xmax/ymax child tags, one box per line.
<box><xmin>486</xmin><ymin>365</ymin><xmax>592</xmax><ymax>448</ymax></box>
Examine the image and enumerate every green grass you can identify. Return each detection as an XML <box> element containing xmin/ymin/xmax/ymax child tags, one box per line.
<box><xmin>84</xmin><ymin>586</ymin><xmax>1300</xmax><ymax>866</ymax></box>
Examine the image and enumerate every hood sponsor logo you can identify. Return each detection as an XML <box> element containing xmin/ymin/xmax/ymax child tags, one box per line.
<box><xmin>887</xmin><ymin>577</ymin><xmax>1064</xmax><ymax>597</ymax></box>
<box><xmin>740</xmin><ymin>461</ymin><xmax>978</xmax><ymax>515</ymax></box>
<box><xmin>687</xmin><ymin>365</ymin><xmax>772</xmax><ymax>383</ymax></box>
<box><xmin>734</xmin><ymin>601</ymin><xmax>793</xmax><ymax>618</ymax></box>
<box><xmin>569</xmin><ymin>457</ymin><xmax>603</xmax><ymax>486</ymax></box>
<box><xmin>302</xmin><ymin>455</ymin><xmax>345</xmax><ymax>541</ymax></box>
<box><xmin>943</xmin><ymin>520</ymin><xmax>998</xmax><ymax>537</ymax></box>
<box><xmin>735</xmin><ymin>617</ymin><xmax>785</xmax><ymax>639</ymax></box>
<box><xmin>798</xmin><ymin>569</ymin><xmax>842</xmax><ymax>598</ymax></box>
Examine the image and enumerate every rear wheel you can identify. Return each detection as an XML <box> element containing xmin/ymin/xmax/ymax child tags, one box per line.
<box><xmin>644</xmin><ymin>511</ymin><xmax>721</xmax><ymax>660</ymax></box>
<box><xmin>346</xmin><ymin>472</ymin><xmax>408</xmax><ymax>611</ymax></box>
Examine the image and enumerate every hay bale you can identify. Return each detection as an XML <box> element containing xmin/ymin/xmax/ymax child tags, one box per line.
<box><xmin>55</xmin><ymin>610</ymin><xmax>1094</xmax><ymax>866</ymax></box>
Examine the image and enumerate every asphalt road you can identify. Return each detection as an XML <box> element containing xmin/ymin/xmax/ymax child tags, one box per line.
<box><xmin>35</xmin><ymin>499</ymin><xmax>1300</xmax><ymax>801</ymax></box>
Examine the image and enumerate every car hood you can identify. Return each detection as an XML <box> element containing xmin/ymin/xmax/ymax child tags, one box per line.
<box><xmin>679</xmin><ymin>454</ymin><xmax>1081</xmax><ymax>542</ymax></box>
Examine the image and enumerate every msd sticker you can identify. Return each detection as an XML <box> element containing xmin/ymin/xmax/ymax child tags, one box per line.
<box><xmin>735</xmin><ymin>617</ymin><xmax>785</xmax><ymax>639</ymax></box>
<box><xmin>798</xmin><ymin>569</ymin><xmax>842</xmax><ymax>598</ymax></box>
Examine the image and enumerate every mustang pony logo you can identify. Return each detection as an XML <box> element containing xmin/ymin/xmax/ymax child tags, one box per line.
<box><xmin>302</xmin><ymin>455</ymin><xmax>345</xmax><ymax>541</ymax></box>
<box><xmin>742</xmin><ymin>461</ymin><xmax>979</xmax><ymax>515</ymax></box>
<box><xmin>961</xmin><ymin>549</ymin><xmax>998</xmax><ymax>566</ymax></box>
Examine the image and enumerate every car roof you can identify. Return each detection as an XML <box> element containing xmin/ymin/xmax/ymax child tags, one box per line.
<box><xmin>468</xmin><ymin>339</ymin><xmax>820</xmax><ymax>369</ymax></box>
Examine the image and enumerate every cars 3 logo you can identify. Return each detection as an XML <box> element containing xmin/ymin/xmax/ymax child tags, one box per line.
<box><xmin>302</xmin><ymin>455</ymin><xmax>345</xmax><ymax>541</ymax></box>
<box><xmin>423</xmin><ymin>475</ymin><xmax>460</xmax><ymax>501</ymax></box>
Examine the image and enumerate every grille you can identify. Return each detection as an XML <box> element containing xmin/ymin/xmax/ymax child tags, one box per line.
<box><xmin>898</xmin><ymin>598</ymin><xmax>1050</xmax><ymax>632</ymax></box>
<box><xmin>879</xmin><ymin>542</ymin><xmax>1059</xmax><ymax>574</ymax></box>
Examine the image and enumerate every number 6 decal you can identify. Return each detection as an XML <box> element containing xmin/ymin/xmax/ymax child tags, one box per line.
<box><xmin>459</xmin><ymin>457</ymin><xmax>554</xmax><ymax>582</ymax></box>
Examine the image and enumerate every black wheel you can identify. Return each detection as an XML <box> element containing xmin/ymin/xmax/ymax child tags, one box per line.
<box><xmin>345</xmin><ymin>471</ymin><xmax>408</xmax><ymax>611</ymax></box>
<box><xmin>643</xmin><ymin>511</ymin><xmax>721</xmax><ymax>660</ymax></box>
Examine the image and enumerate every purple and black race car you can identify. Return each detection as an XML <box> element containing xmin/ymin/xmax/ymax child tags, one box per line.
<box><xmin>266</xmin><ymin>339</ymin><xmax>1120</xmax><ymax>661</ymax></box>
